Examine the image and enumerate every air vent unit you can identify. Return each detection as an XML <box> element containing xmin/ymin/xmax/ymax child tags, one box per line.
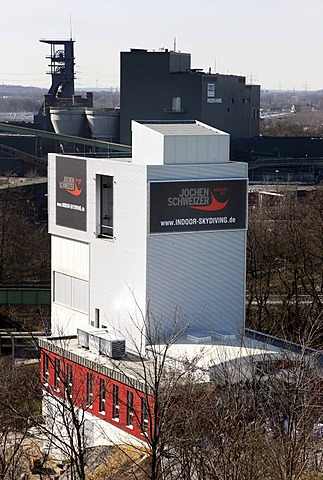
<box><xmin>89</xmin><ymin>331</ymin><xmax>126</xmax><ymax>359</ymax></box>
<box><xmin>100</xmin><ymin>334</ymin><xmax>126</xmax><ymax>359</ymax></box>
<box><xmin>77</xmin><ymin>326</ymin><xmax>106</xmax><ymax>349</ymax></box>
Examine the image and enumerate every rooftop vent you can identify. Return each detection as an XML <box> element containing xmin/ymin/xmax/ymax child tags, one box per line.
<box><xmin>88</xmin><ymin>331</ymin><xmax>126</xmax><ymax>359</ymax></box>
<box><xmin>77</xmin><ymin>326</ymin><xmax>106</xmax><ymax>349</ymax></box>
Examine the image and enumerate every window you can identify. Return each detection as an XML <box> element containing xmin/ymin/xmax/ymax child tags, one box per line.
<box><xmin>171</xmin><ymin>96</ymin><xmax>182</xmax><ymax>112</ymax></box>
<box><xmin>66</xmin><ymin>364</ymin><xmax>73</xmax><ymax>397</ymax></box>
<box><xmin>112</xmin><ymin>384</ymin><xmax>119</xmax><ymax>419</ymax></box>
<box><xmin>141</xmin><ymin>397</ymin><xmax>149</xmax><ymax>433</ymax></box>
<box><xmin>207</xmin><ymin>83</ymin><xmax>215</xmax><ymax>98</ymax></box>
<box><xmin>54</xmin><ymin>358</ymin><xmax>60</xmax><ymax>391</ymax></box>
<box><xmin>126</xmin><ymin>391</ymin><xmax>134</xmax><ymax>427</ymax></box>
<box><xmin>43</xmin><ymin>353</ymin><xmax>49</xmax><ymax>384</ymax></box>
<box><xmin>87</xmin><ymin>372</ymin><xmax>93</xmax><ymax>407</ymax></box>
<box><xmin>99</xmin><ymin>379</ymin><xmax>106</xmax><ymax>414</ymax></box>
<box><xmin>99</xmin><ymin>175</ymin><xmax>113</xmax><ymax>238</ymax></box>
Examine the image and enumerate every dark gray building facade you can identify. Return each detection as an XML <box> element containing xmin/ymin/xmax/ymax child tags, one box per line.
<box><xmin>120</xmin><ymin>49</ymin><xmax>260</xmax><ymax>145</ymax></box>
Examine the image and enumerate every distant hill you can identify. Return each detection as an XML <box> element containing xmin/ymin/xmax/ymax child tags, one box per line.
<box><xmin>0</xmin><ymin>85</ymin><xmax>47</xmax><ymax>97</ymax></box>
<box><xmin>0</xmin><ymin>85</ymin><xmax>120</xmax><ymax>112</ymax></box>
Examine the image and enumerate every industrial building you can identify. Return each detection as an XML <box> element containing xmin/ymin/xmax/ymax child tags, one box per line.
<box><xmin>120</xmin><ymin>49</ymin><xmax>260</xmax><ymax>145</ymax></box>
<box><xmin>38</xmin><ymin>119</ymin><xmax>288</xmax><ymax>453</ymax></box>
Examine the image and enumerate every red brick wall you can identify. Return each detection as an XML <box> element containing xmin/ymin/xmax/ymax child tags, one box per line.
<box><xmin>40</xmin><ymin>348</ymin><xmax>153</xmax><ymax>442</ymax></box>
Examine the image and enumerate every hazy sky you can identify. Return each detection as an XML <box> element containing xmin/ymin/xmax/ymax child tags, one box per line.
<box><xmin>1</xmin><ymin>0</ymin><xmax>323</xmax><ymax>91</ymax></box>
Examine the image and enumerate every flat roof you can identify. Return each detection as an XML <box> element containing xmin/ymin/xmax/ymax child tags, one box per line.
<box><xmin>157</xmin><ymin>335</ymin><xmax>283</xmax><ymax>371</ymax></box>
<box><xmin>39</xmin><ymin>333</ymin><xmax>285</xmax><ymax>389</ymax></box>
<box><xmin>137</xmin><ymin>120</ymin><xmax>228</xmax><ymax>137</ymax></box>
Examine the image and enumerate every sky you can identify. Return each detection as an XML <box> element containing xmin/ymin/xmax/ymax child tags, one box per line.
<box><xmin>1</xmin><ymin>0</ymin><xmax>323</xmax><ymax>91</ymax></box>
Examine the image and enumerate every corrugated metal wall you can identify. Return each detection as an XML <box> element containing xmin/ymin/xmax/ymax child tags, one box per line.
<box><xmin>146</xmin><ymin>162</ymin><xmax>247</xmax><ymax>338</ymax></box>
<box><xmin>147</xmin><ymin>231</ymin><xmax>246</xmax><ymax>337</ymax></box>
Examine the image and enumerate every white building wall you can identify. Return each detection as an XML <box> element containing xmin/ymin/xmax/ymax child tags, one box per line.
<box><xmin>83</xmin><ymin>410</ymin><xmax>148</xmax><ymax>448</ymax></box>
<box><xmin>146</xmin><ymin>162</ymin><xmax>248</xmax><ymax>337</ymax></box>
<box><xmin>49</xmin><ymin>154</ymin><xmax>148</xmax><ymax>350</ymax></box>
<box><xmin>132</xmin><ymin>120</ymin><xmax>230</xmax><ymax>166</ymax></box>
<box><xmin>52</xmin><ymin>236</ymin><xmax>89</xmax><ymax>280</ymax></box>
<box><xmin>42</xmin><ymin>395</ymin><xmax>146</xmax><ymax>461</ymax></box>
<box><xmin>89</xmin><ymin>161</ymin><xmax>148</xmax><ymax>352</ymax></box>
<box><xmin>147</xmin><ymin>232</ymin><xmax>246</xmax><ymax>336</ymax></box>
<box><xmin>132</xmin><ymin>122</ymin><xmax>165</xmax><ymax>165</ymax></box>
<box><xmin>49</xmin><ymin>122</ymin><xmax>247</xmax><ymax>349</ymax></box>
<box><xmin>163</xmin><ymin>133</ymin><xmax>229</xmax><ymax>165</ymax></box>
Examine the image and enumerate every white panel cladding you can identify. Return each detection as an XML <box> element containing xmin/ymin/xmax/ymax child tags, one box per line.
<box><xmin>51</xmin><ymin>303</ymin><xmax>89</xmax><ymax>336</ymax></box>
<box><xmin>89</xmin><ymin>161</ymin><xmax>148</xmax><ymax>353</ymax></box>
<box><xmin>54</xmin><ymin>272</ymin><xmax>72</xmax><ymax>306</ymax></box>
<box><xmin>132</xmin><ymin>121</ymin><xmax>229</xmax><ymax>166</ymax></box>
<box><xmin>147</xmin><ymin>162</ymin><xmax>247</xmax><ymax>182</ymax></box>
<box><xmin>54</xmin><ymin>272</ymin><xmax>89</xmax><ymax>314</ymax></box>
<box><xmin>146</xmin><ymin>231</ymin><xmax>246</xmax><ymax>337</ymax></box>
<box><xmin>52</xmin><ymin>236</ymin><xmax>89</xmax><ymax>280</ymax></box>
<box><xmin>163</xmin><ymin>134</ymin><xmax>229</xmax><ymax>164</ymax></box>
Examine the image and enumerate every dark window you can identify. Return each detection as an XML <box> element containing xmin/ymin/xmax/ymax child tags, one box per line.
<box><xmin>127</xmin><ymin>391</ymin><xmax>134</xmax><ymax>426</ymax></box>
<box><xmin>100</xmin><ymin>175</ymin><xmax>113</xmax><ymax>238</ymax></box>
<box><xmin>112</xmin><ymin>384</ymin><xmax>119</xmax><ymax>419</ymax></box>
<box><xmin>95</xmin><ymin>308</ymin><xmax>100</xmax><ymax>328</ymax></box>
<box><xmin>54</xmin><ymin>358</ymin><xmax>60</xmax><ymax>391</ymax></box>
<box><xmin>43</xmin><ymin>353</ymin><xmax>49</xmax><ymax>384</ymax></box>
<box><xmin>67</xmin><ymin>364</ymin><xmax>73</xmax><ymax>397</ymax></box>
<box><xmin>87</xmin><ymin>372</ymin><xmax>93</xmax><ymax>406</ymax></box>
<box><xmin>99</xmin><ymin>379</ymin><xmax>106</xmax><ymax>414</ymax></box>
<box><xmin>141</xmin><ymin>397</ymin><xmax>149</xmax><ymax>433</ymax></box>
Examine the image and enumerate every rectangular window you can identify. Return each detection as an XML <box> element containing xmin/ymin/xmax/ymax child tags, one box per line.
<box><xmin>66</xmin><ymin>364</ymin><xmax>73</xmax><ymax>397</ymax></box>
<box><xmin>127</xmin><ymin>391</ymin><xmax>134</xmax><ymax>427</ymax></box>
<box><xmin>43</xmin><ymin>353</ymin><xmax>49</xmax><ymax>384</ymax></box>
<box><xmin>87</xmin><ymin>372</ymin><xmax>93</xmax><ymax>406</ymax></box>
<box><xmin>141</xmin><ymin>397</ymin><xmax>149</xmax><ymax>433</ymax></box>
<box><xmin>100</xmin><ymin>175</ymin><xmax>113</xmax><ymax>238</ymax></box>
<box><xmin>207</xmin><ymin>83</ymin><xmax>215</xmax><ymax>98</ymax></box>
<box><xmin>99</xmin><ymin>379</ymin><xmax>106</xmax><ymax>414</ymax></box>
<box><xmin>54</xmin><ymin>358</ymin><xmax>60</xmax><ymax>391</ymax></box>
<box><xmin>95</xmin><ymin>308</ymin><xmax>100</xmax><ymax>328</ymax></box>
<box><xmin>112</xmin><ymin>384</ymin><xmax>119</xmax><ymax>419</ymax></box>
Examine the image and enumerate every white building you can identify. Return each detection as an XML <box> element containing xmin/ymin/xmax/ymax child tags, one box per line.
<box><xmin>49</xmin><ymin>120</ymin><xmax>248</xmax><ymax>350</ymax></box>
<box><xmin>41</xmin><ymin>120</ymin><xmax>260</xmax><ymax>451</ymax></box>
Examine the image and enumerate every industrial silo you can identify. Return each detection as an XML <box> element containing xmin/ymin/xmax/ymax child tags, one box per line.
<box><xmin>85</xmin><ymin>108</ymin><xmax>120</xmax><ymax>143</ymax></box>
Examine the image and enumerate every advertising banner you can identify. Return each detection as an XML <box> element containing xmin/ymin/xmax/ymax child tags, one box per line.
<box><xmin>56</xmin><ymin>156</ymin><xmax>87</xmax><ymax>231</ymax></box>
<box><xmin>150</xmin><ymin>179</ymin><xmax>247</xmax><ymax>234</ymax></box>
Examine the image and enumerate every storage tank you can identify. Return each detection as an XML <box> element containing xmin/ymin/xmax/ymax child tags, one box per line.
<box><xmin>85</xmin><ymin>108</ymin><xmax>120</xmax><ymax>142</ymax></box>
<box><xmin>50</xmin><ymin>106</ymin><xmax>86</xmax><ymax>137</ymax></box>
